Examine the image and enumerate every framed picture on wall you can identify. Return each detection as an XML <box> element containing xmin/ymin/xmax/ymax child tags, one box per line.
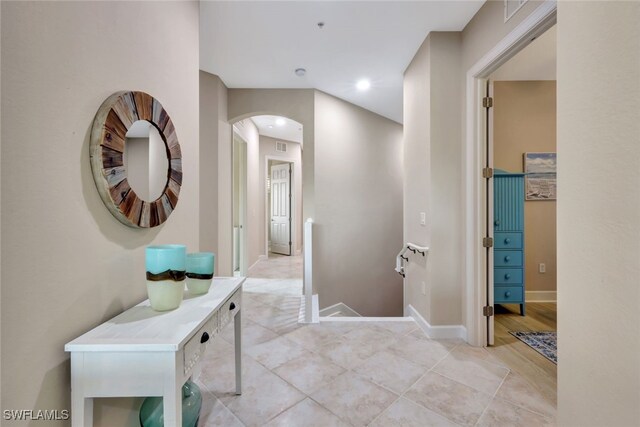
<box><xmin>524</xmin><ymin>152</ymin><xmax>557</xmax><ymax>200</ymax></box>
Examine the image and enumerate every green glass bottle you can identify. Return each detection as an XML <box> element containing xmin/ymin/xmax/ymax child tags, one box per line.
<box><xmin>139</xmin><ymin>380</ymin><xmax>202</xmax><ymax>427</ymax></box>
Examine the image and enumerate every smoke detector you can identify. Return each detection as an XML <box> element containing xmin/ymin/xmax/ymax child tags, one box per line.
<box><xmin>295</xmin><ymin>68</ymin><xmax>306</xmax><ymax>77</ymax></box>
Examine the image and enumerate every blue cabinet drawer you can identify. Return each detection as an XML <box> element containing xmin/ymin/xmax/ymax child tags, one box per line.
<box><xmin>494</xmin><ymin>250</ymin><xmax>523</xmax><ymax>267</ymax></box>
<box><xmin>494</xmin><ymin>268</ymin><xmax>523</xmax><ymax>285</ymax></box>
<box><xmin>494</xmin><ymin>286</ymin><xmax>523</xmax><ymax>303</ymax></box>
<box><xmin>494</xmin><ymin>232</ymin><xmax>522</xmax><ymax>249</ymax></box>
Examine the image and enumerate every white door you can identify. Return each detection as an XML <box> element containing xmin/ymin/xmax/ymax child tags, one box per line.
<box><xmin>270</xmin><ymin>163</ymin><xmax>291</xmax><ymax>255</ymax></box>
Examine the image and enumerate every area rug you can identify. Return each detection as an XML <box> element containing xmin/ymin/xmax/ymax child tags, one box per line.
<box><xmin>509</xmin><ymin>331</ymin><xmax>557</xmax><ymax>364</ymax></box>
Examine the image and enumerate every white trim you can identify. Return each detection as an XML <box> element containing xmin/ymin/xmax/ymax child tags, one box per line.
<box><xmin>320</xmin><ymin>317</ymin><xmax>415</xmax><ymax>323</ymax></box>
<box><xmin>525</xmin><ymin>291</ymin><xmax>557</xmax><ymax>302</ymax></box>
<box><xmin>407</xmin><ymin>305</ymin><xmax>467</xmax><ymax>340</ymax></box>
<box><xmin>319</xmin><ymin>303</ymin><xmax>362</xmax><ymax>318</ymax></box>
<box><xmin>463</xmin><ymin>0</ymin><xmax>557</xmax><ymax>347</ymax></box>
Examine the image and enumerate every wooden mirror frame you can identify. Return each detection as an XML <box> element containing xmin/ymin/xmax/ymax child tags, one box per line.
<box><xmin>90</xmin><ymin>91</ymin><xmax>182</xmax><ymax>228</ymax></box>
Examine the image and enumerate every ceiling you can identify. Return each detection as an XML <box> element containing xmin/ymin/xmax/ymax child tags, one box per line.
<box><xmin>250</xmin><ymin>115</ymin><xmax>303</xmax><ymax>143</ymax></box>
<box><xmin>200</xmin><ymin>1</ymin><xmax>484</xmax><ymax>123</ymax></box>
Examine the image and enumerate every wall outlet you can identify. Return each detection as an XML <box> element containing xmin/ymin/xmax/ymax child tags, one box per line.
<box><xmin>420</xmin><ymin>212</ymin><xmax>426</xmax><ymax>226</ymax></box>
<box><xmin>539</xmin><ymin>263</ymin><xmax>546</xmax><ymax>273</ymax></box>
<box><xmin>421</xmin><ymin>281</ymin><xmax>426</xmax><ymax>295</ymax></box>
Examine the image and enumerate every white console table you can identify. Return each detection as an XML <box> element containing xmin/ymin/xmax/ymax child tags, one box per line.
<box><xmin>65</xmin><ymin>277</ymin><xmax>244</xmax><ymax>427</ymax></box>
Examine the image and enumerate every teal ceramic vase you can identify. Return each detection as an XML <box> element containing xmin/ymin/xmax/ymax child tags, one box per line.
<box><xmin>139</xmin><ymin>380</ymin><xmax>202</xmax><ymax>427</ymax></box>
<box><xmin>186</xmin><ymin>252</ymin><xmax>215</xmax><ymax>295</ymax></box>
<box><xmin>145</xmin><ymin>245</ymin><xmax>186</xmax><ymax>311</ymax></box>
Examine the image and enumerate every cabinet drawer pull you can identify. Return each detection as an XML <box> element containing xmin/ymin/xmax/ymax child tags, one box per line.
<box><xmin>505</xmin><ymin>273</ymin><xmax>511</xmax><ymax>280</ymax></box>
<box><xmin>495</xmin><ymin>219</ymin><xmax>500</xmax><ymax>226</ymax></box>
<box><xmin>504</xmin><ymin>256</ymin><xmax>511</xmax><ymax>262</ymax></box>
<box><xmin>504</xmin><ymin>238</ymin><xmax>511</xmax><ymax>244</ymax></box>
<box><xmin>200</xmin><ymin>332</ymin><xmax>210</xmax><ymax>344</ymax></box>
<box><xmin>229</xmin><ymin>302</ymin><xmax>236</xmax><ymax>311</ymax></box>
<box><xmin>505</xmin><ymin>291</ymin><xmax>511</xmax><ymax>298</ymax></box>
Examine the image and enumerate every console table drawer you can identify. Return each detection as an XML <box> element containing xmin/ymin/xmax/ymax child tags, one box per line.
<box><xmin>494</xmin><ymin>268</ymin><xmax>523</xmax><ymax>285</ymax></box>
<box><xmin>219</xmin><ymin>289</ymin><xmax>241</xmax><ymax>330</ymax></box>
<box><xmin>184</xmin><ymin>313</ymin><xmax>217</xmax><ymax>375</ymax></box>
<box><xmin>494</xmin><ymin>286</ymin><xmax>523</xmax><ymax>303</ymax></box>
<box><xmin>494</xmin><ymin>250</ymin><xmax>523</xmax><ymax>267</ymax></box>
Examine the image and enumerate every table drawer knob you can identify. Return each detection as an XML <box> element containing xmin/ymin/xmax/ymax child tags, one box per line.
<box><xmin>504</xmin><ymin>256</ymin><xmax>511</xmax><ymax>262</ymax></box>
<box><xmin>505</xmin><ymin>274</ymin><xmax>511</xmax><ymax>280</ymax></box>
<box><xmin>229</xmin><ymin>302</ymin><xmax>236</xmax><ymax>310</ymax></box>
<box><xmin>200</xmin><ymin>332</ymin><xmax>210</xmax><ymax>344</ymax></box>
<box><xmin>504</xmin><ymin>238</ymin><xmax>511</xmax><ymax>244</ymax></box>
<box><xmin>505</xmin><ymin>291</ymin><xmax>511</xmax><ymax>297</ymax></box>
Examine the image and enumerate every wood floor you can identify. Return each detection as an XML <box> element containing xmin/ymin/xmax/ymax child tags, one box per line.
<box><xmin>487</xmin><ymin>302</ymin><xmax>557</xmax><ymax>405</ymax></box>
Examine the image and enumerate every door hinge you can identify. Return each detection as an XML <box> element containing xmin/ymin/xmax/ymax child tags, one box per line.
<box><xmin>483</xmin><ymin>237</ymin><xmax>494</xmax><ymax>248</ymax></box>
<box><xmin>483</xmin><ymin>305</ymin><xmax>494</xmax><ymax>317</ymax></box>
<box><xmin>482</xmin><ymin>96</ymin><xmax>493</xmax><ymax>108</ymax></box>
<box><xmin>482</xmin><ymin>167</ymin><xmax>493</xmax><ymax>178</ymax></box>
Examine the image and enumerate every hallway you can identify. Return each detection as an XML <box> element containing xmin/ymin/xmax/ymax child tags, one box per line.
<box><xmin>242</xmin><ymin>254</ymin><xmax>303</xmax><ymax>296</ymax></box>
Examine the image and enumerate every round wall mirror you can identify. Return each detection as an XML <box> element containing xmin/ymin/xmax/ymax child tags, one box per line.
<box><xmin>124</xmin><ymin>120</ymin><xmax>169</xmax><ymax>202</ymax></box>
<box><xmin>89</xmin><ymin>91</ymin><xmax>182</xmax><ymax>228</ymax></box>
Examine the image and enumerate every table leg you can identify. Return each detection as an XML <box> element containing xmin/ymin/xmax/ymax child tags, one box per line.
<box><xmin>163</xmin><ymin>381</ymin><xmax>182</xmax><ymax>427</ymax></box>
<box><xmin>71</xmin><ymin>395</ymin><xmax>93</xmax><ymax>427</ymax></box>
<box><xmin>234</xmin><ymin>308</ymin><xmax>242</xmax><ymax>395</ymax></box>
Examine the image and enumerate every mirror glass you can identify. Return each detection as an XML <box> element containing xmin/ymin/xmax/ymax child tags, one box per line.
<box><xmin>124</xmin><ymin>120</ymin><xmax>169</xmax><ymax>201</ymax></box>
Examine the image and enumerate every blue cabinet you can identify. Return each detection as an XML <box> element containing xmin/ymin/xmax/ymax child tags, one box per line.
<box><xmin>494</xmin><ymin>170</ymin><xmax>525</xmax><ymax>315</ymax></box>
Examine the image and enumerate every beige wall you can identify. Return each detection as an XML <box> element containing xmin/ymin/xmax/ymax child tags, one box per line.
<box><xmin>493</xmin><ymin>81</ymin><xmax>556</xmax><ymax>293</ymax></box>
<box><xmin>557</xmin><ymin>2</ymin><xmax>640</xmax><ymax>425</ymax></box>
<box><xmin>1</xmin><ymin>2</ymin><xmax>200</xmax><ymax>426</ymax></box>
<box><xmin>403</xmin><ymin>32</ymin><xmax>463</xmax><ymax>325</ymax></box>
<box><xmin>314</xmin><ymin>91</ymin><xmax>403</xmax><ymax>316</ymax></box>
<box><xmin>260</xmin><ymin>135</ymin><xmax>303</xmax><ymax>255</ymax></box>
<box><xmin>199</xmin><ymin>71</ymin><xmax>229</xmax><ymax>275</ymax></box>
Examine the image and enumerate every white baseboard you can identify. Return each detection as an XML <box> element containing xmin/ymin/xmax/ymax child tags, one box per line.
<box><xmin>259</xmin><ymin>254</ymin><xmax>267</xmax><ymax>261</ymax></box>
<box><xmin>319</xmin><ymin>302</ymin><xmax>361</xmax><ymax>318</ymax></box>
<box><xmin>320</xmin><ymin>316</ymin><xmax>415</xmax><ymax>323</ymax></box>
<box><xmin>525</xmin><ymin>290</ymin><xmax>557</xmax><ymax>302</ymax></box>
<box><xmin>407</xmin><ymin>304</ymin><xmax>467</xmax><ymax>341</ymax></box>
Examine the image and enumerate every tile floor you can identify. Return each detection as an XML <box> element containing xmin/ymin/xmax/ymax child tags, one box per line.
<box><xmin>195</xmin><ymin>287</ymin><xmax>557</xmax><ymax>427</ymax></box>
<box><xmin>242</xmin><ymin>253</ymin><xmax>303</xmax><ymax>296</ymax></box>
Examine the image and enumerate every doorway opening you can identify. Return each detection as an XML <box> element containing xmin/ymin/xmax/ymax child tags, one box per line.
<box><xmin>467</xmin><ymin>12</ymin><xmax>557</xmax><ymax>405</ymax></box>
<box><xmin>231</xmin><ymin>115</ymin><xmax>303</xmax><ymax>296</ymax></box>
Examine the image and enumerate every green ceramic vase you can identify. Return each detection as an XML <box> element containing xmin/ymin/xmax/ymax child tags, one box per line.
<box><xmin>139</xmin><ymin>380</ymin><xmax>202</xmax><ymax>427</ymax></box>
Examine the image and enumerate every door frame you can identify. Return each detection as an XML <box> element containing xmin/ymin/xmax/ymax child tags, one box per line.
<box><xmin>464</xmin><ymin>0</ymin><xmax>557</xmax><ymax>347</ymax></box>
<box><xmin>264</xmin><ymin>155</ymin><xmax>297</xmax><ymax>258</ymax></box>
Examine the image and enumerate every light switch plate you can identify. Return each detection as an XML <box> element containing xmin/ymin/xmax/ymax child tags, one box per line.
<box><xmin>420</xmin><ymin>212</ymin><xmax>426</xmax><ymax>226</ymax></box>
<box><xmin>539</xmin><ymin>263</ymin><xmax>546</xmax><ymax>273</ymax></box>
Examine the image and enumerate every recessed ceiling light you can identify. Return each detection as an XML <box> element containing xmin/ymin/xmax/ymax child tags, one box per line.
<box><xmin>295</xmin><ymin>68</ymin><xmax>306</xmax><ymax>77</ymax></box>
<box><xmin>356</xmin><ymin>79</ymin><xmax>371</xmax><ymax>91</ymax></box>
<box><xmin>275</xmin><ymin>118</ymin><xmax>286</xmax><ymax>126</ymax></box>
